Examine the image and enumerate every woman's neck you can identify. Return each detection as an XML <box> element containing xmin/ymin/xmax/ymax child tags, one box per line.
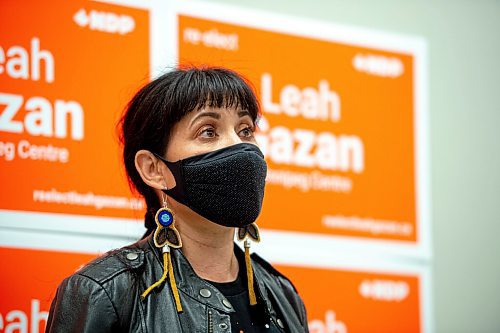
<box><xmin>175</xmin><ymin>208</ymin><xmax>239</xmax><ymax>283</ymax></box>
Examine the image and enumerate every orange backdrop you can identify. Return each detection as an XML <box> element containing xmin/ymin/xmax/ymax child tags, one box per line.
<box><xmin>0</xmin><ymin>247</ymin><xmax>421</xmax><ymax>333</ymax></box>
<box><xmin>278</xmin><ymin>264</ymin><xmax>421</xmax><ymax>333</ymax></box>
<box><xmin>0</xmin><ymin>247</ymin><xmax>96</xmax><ymax>333</ymax></box>
<box><xmin>0</xmin><ymin>0</ymin><xmax>149</xmax><ymax>220</ymax></box>
<box><xmin>0</xmin><ymin>3</ymin><xmax>425</xmax><ymax>333</ymax></box>
<box><xmin>178</xmin><ymin>14</ymin><xmax>417</xmax><ymax>243</ymax></box>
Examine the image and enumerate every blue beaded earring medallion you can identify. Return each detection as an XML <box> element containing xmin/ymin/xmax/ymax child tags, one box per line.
<box><xmin>157</xmin><ymin>208</ymin><xmax>174</xmax><ymax>228</ymax></box>
<box><xmin>154</xmin><ymin>205</ymin><xmax>182</xmax><ymax>249</ymax></box>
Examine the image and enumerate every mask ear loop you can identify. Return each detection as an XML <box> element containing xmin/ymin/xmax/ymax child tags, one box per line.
<box><xmin>238</xmin><ymin>223</ymin><xmax>261</xmax><ymax>306</ymax></box>
<box><xmin>141</xmin><ymin>189</ymin><xmax>183</xmax><ymax>313</ymax></box>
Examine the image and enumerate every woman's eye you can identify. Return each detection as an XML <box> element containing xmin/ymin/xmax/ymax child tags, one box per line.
<box><xmin>199</xmin><ymin>128</ymin><xmax>216</xmax><ymax>138</ymax></box>
<box><xmin>239</xmin><ymin>126</ymin><xmax>255</xmax><ymax>138</ymax></box>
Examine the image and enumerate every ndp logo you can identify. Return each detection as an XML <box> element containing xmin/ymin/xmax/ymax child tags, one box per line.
<box><xmin>352</xmin><ymin>53</ymin><xmax>404</xmax><ymax>78</ymax></box>
<box><xmin>73</xmin><ymin>9</ymin><xmax>135</xmax><ymax>35</ymax></box>
<box><xmin>359</xmin><ymin>279</ymin><xmax>410</xmax><ymax>302</ymax></box>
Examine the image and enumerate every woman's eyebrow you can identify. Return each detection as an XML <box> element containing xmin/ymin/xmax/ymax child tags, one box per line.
<box><xmin>189</xmin><ymin>111</ymin><xmax>221</xmax><ymax>128</ymax></box>
<box><xmin>238</xmin><ymin>110</ymin><xmax>251</xmax><ymax>118</ymax></box>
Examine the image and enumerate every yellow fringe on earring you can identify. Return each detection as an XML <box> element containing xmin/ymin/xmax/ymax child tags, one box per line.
<box><xmin>244</xmin><ymin>240</ymin><xmax>257</xmax><ymax>306</ymax></box>
<box><xmin>141</xmin><ymin>250</ymin><xmax>169</xmax><ymax>299</ymax></box>
<box><xmin>167</xmin><ymin>250</ymin><xmax>183</xmax><ymax>313</ymax></box>
<box><xmin>140</xmin><ymin>247</ymin><xmax>183</xmax><ymax>313</ymax></box>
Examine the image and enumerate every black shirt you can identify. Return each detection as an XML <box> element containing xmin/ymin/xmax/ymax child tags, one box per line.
<box><xmin>206</xmin><ymin>253</ymin><xmax>283</xmax><ymax>333</ymax></box>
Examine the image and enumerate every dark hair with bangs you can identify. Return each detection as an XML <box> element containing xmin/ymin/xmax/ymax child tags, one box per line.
<box><xmin>119</xmin><ymin>66</ymin><xmax>260</xmax><ymax>236</ymax></box>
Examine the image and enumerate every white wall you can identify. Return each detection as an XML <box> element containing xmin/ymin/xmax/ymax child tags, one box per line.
<box><xmin>198</xmin><ymin>0</ymin><xmax>500</xmax><ymax>332</ymax></box>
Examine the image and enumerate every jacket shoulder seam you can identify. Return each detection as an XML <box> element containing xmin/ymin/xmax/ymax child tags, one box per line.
<box><xmin>77</xmin><ymin>247</ymin><xmax>146</xmax><ymax>284</ymax></box>
<box><xmin>251</xmin><ymin>252</ymin><xmax>299</xmax><ymax>293</ymax></box>
<box><xmin>74</xmin><ymin>273</ymin><xmax>121</xmax><ymax>324</ymax></box>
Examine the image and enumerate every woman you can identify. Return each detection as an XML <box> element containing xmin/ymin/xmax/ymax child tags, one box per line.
<box><xmin>46</xmin><ymin>67</ymin><xmax>309</xmax><ymax>333</ymax></box>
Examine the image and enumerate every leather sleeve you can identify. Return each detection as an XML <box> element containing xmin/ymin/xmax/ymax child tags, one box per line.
<box><xmin>45</xmin><ymin>273</ymin><xmax>119</xmax><ymax>333</ymax></box>
<box><xmin>277</xmin><ymin>276</ymin><xmax>310</xmax><ymax>333</ymax></box>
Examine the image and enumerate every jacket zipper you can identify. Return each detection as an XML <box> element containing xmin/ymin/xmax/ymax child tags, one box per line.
<box><xmin>208</xmin><ymin>310</ymin><xmax>213</xmax><ymax>333</ymax></box>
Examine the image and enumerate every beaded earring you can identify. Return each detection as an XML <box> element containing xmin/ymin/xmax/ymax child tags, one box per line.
<box><xmin>141</xmin><ymin>192</ymin><xmax>183</xmax><ymax>313</ymax></box>
<box><xmin>238</xmin><ymin>223</ymin><xmax>261</xmax><ymax>306</ymax></box>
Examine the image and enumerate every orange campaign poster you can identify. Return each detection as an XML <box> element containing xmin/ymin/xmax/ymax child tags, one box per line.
<box><xmin>0</xmin><ymin>0</ymin><xmax>149</xmax><ymax>224</ymax></box>
<box><xmin>0</xmin><ymin>244</ymin><xmax>427</xmax><ymax>333</ymax></box>
<box><xmin>276</xmin><ymin>264</ymin><xmax>423</xmax><ymax>333</ymax></box>
<box><xmin>0</xmin><ymin>246</ymin><xmax>97</xmax><ymax>333</ymax></box>
<box><xmin>174</xmin><ymin>3</ymin><xmax>429</xmax><ymax>251</ymax></box>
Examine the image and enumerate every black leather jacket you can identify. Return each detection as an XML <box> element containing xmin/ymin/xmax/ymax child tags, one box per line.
<box><xmin>46</xmin><ymin>234</ymin><xmax>309</xmax><ymax>332</ymax></box>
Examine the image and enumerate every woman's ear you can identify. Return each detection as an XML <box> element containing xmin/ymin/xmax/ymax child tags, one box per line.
<box><xmin>134</xmin><ymin>150</ymin><xmax>176</xmax><ymax>190</ymax></box>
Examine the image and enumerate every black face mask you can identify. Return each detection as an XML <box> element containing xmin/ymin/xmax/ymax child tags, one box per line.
<box><xmin>153</xmin><ymin>143</ymin><xmax>267</xmax><ymax>228</ymax></box>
